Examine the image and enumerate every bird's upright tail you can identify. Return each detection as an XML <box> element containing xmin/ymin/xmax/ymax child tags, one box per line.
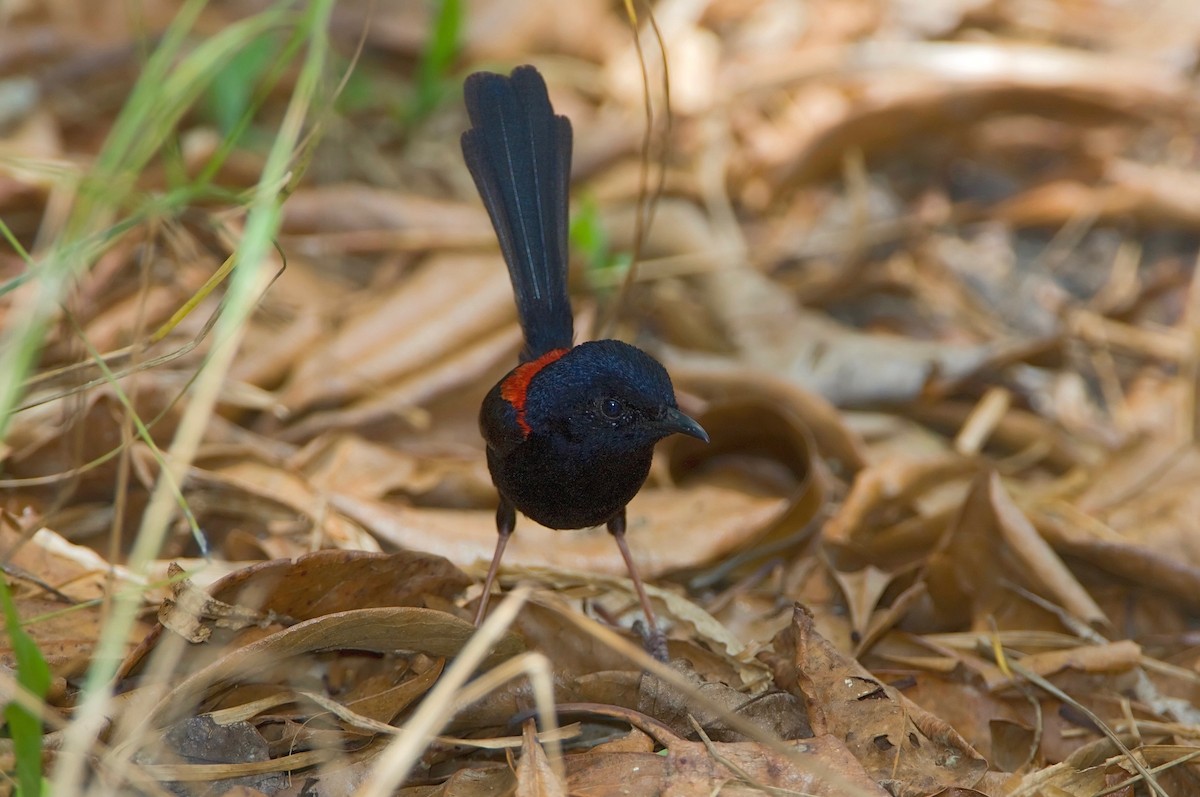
<box><xmin>462</xmin><ymin>66</ymin><xmax>575</xmax><ymax>361</ymax></box>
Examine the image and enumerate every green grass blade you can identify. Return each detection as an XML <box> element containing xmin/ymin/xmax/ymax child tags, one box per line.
<box><xmin>0</xmin><ymin>578</ymin><xmax>51</xmax><ymax>797</ymax></box>
<box><xmin>408</xmin><ymin>0</ymin><xmax>462</xmax><ymax>122</ymax></box>
<box><xmin>49</xmin><ymin>1</ymin><xmax>338</xmax><ymax>791</ymax></box>
<box><xmin>0</xmin><ymin>3</ymin><xmax>290</xmax><ymax>441</ymax></box>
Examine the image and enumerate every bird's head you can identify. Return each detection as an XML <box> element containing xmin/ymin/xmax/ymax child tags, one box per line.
<box><xmin>523</xmin><ymin>339</ymin><xmax>708</xmax><ymax>454</ymax></box>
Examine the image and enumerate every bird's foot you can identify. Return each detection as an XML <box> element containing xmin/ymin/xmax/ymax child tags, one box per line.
<box><xmin>633</xmin><ymin>619</ymin><xmax>669</xmax><ymax>663</ymax></box>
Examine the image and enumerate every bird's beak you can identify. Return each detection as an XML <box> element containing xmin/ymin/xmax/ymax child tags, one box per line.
<box><xmin>660</xmin><ymin>406</ymin><xmax>709</xmax><ymax>443</ymax></box>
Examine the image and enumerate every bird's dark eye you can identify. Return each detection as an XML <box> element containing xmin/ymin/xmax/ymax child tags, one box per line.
<box><xmin>599</xmin><ymin>398</ymin><xmax>623</xmax><ymax>419</ymax></box>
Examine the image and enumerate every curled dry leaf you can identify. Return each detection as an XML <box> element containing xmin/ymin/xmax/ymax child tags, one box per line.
<box><xmin>925</xmin><ymin>471</ymin><xmax>1107</xmax><ymax>629</ymax></box>
<box><xmin>443</xmin><ymin>669</ymin><xmax>630</xmax><ymax>737</ymax></box>
<box><xmin>906</xmin><ymin>400</ymin><xmax>1094</xmax><ymax>474</ymax></box>
<box><xmin>0</xmin><ymin>521</ymin><xmax>144</xmax><ymax>603</ymax></box>
<box><xmin>994</xmin><ymin>639</ymin><xmax>1142</xmax><ymax>688</ymax></box>
<box><xmin>292</xmin><ymin>433</ymin><xmax>429</xmax><ymax>498</ymax></box>
<box><xmin>769</xmin><ymin>605</ymin><xmax>988</xmax><ymax>796</ymax></box>
<box><xmin>562</xmin><ymin>716</ymin><xmax>888</xmax><ymax>797</ymax></box>
<box><xmin>344</xmin><ymin>659</ymin><xmax>447</xmax><ymax>727</ymax></box>
<box><xmin>4</xmin><ymin>383</ymin><xmax>182</xmax><ymax>494</ymax></box>
<box><xmin>876</xmin><ymin>669</ymin><xmax>1028</xmax><ymax>769</ymax></box>
<box><xmin>157</xmin><ymin>562</ymin><xmax>289</xmax><ymax>644</ymax></box>
<box><xmin>674</xmin><ymin>366</ymin><xmax>868</xmax><ymax>474</ymax></box>
<box><xmin>1036</xmin><ymin>510</ymin><xmax>1200</xmax><ymax>612</ymax></box>
<box><xmin>121</xmin><ymin>549</ymin><xmax>471</xmax><ymax>682</ymax></box>
<box><xmin>1076</xmin><ymin>437</ymin><xmax>1200</xmax><ymax>568</ymax></box>
<box><xmin>823</xmin><ymin>454</ymin><xmax>978</xmax><ymax>557</ymax></box>
<box><xmin>277</xmin><ymin>321</ymin><xmax>523</xmax><ymax>443</ymax></box>
<box><xmin>1004</xmin><ymin>747</ymin><xmax>1154</xmax><ymax>797</ymax></box>
<box><xmin>484</xmin><ymin>698</ymin><xmax>884</xmax><ymax>796</ymax></box>
<box><xmin>992</xmin><ymin>159</ymin><xmax>1200</xmax><ymax>231</ymax></box>
<box><xmin>669</xmin><ymin>394</ymin><xmax>821</xmax><ymax>507</ymax></box>
<box><xmin>124</xmin><ymin>606</ymin><xmax>523</xmax><ymax>737</ymax></box>
<box><xmin>515</xmin><ymin>719</ymin><xmax>567</xmax><ymax>797</ymax></box>
<box><xmin>230</xmin><ymin>306</ymin><xmax>327</xmax><ymax>393</ymax></box>
<box><xmin>828</xmin><ymin>564</ymin><xmax>901</xmax><ymax>646</ymax></box>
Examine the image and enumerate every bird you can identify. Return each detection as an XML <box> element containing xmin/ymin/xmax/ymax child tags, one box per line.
<box><xmin>461</xmin><ymin>65</ymin><xmax>708</xmax><ymax>659</ymax></box>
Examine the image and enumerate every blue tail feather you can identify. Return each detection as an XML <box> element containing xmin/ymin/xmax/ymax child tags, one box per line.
<box><xmin>462</xmin><ymin>66</ymin><xmax>574</xmax><ymax>361</ymax></box>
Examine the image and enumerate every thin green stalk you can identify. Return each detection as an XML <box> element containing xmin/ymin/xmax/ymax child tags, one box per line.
<box><xmin>0</xmin><ymin>0</ymin><xmax>289</xmax><ymax>441</ymax></box>
<box><xmin>46</xmin><ymin>3</ymin><xmax>334</xmax><ymax>793</ymax></box>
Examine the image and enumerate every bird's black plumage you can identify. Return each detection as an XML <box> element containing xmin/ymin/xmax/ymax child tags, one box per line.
<box><xmin>462</xmin><ymin>66</ymin><xmax>708</xmax><ymax>658</ymax></box>
<box><xmin>462</xmin><ymin>66</ymin><xmax>574</xmax><ymax>361</ymax></box>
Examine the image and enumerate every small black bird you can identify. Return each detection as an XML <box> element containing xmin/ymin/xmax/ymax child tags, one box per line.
<box><xmin>461</xmin><ymin>65</ymin><xmax>708</xmax><ymax>656</ymax></box>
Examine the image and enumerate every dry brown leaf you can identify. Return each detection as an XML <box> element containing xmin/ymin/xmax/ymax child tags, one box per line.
<box><xmin>0</xmin><ymin>520</ymin><xmax>142</xmax><ymax>603</ymax></box>
<box><xmin>279</xmin><ymin>255</ymin><xmax>515</xmax><ymax>414</ymax></box>
<box><xmin>292</xmin><ymin>433</ymin><xmax>491</xmax><ymax>505</ymax></box>
<box><xmin>277</xmin><ymin>321</ymin><xmax>523</xmax><ymax>442</ymax></box>
<box><xmin>333</xmin><ymin>482</ymin><xmax>784</xmax><ymax>579</ymax></box>
<box><xmin>293</xmin><ymin>433</ymin><xmax>428</xmax><ymax>498</ymax></box>
<box><xmin>230</xmin><ymin>308</ymin><xmax>327</xmax><ymax>391</ymax></box>
<box><xmin>158</xmin><ymin>562</ymin><xmax>286</xmax><ymax>644</ymax></box>
<box><xmin>337</xmin><ymin>659</ymin><xmax>444</xmax><ymax>727</ymax></box>
<box><xmin>191</xmin><ymin>456</ymin><xmax>377</xmax><ymax>552</ymax></box>
<box><xmin>986</xmin><ymin>474</ymin><xmax>1106</xmax><ymax>625</ymax></box>
<box><xmin>637</xmin><ymin>659</ymin><xmax>810</xmax><ymax>743</ymax></box>
<box><xmin>993</xmin><ymin>160</ymin><xmax>1200</xmax><ymax>231</ymax></box>
<box><xmin>124</xmin><ymin>606</ymin><xmax>523</xmax><ymax>738</ymax></box>
<box><xmin>905</xmin><ymin>401</ymin><xmax>1090</xmax><ymax>473</ymax></box>
<box><xmin>770</xmin><ymin>605</ymin><xmax>988</xmax><ymax>796</ymax></box>
<box><xmin>996</xmin><ymin>640</ymin><xmax>1141</xmax><ymax>687</ymax></box>
<box><xmin>1035</xmin><ymin>503</ymin><xmax>1200</xmax><ymax>613</ymax></box>
<box><xmin>121</xmin><ymin>549</ymin><xmax>471</xmax><ymax>682</ymax></box>
<box><xmin>829</xmin><ymin>564</ymin><xmax>898</xmax><ymax>643</ymax></box>
<box><xmin>674</xmin><ymin>366</ymin><xmax>869</xmax><ymax>473</ymax></box>
<box><xmin>926</xmin><ymin>470</ymin><xmax>1106</xmax><ymax>629</ymax></box>
<box><xmin>281</xmin><ymin>185</ymin><xmax>492</xmax><ymax>245</ymax></box>
<box><xmin>515</xmin><ymin>720</ymin><xmax>566</xmax><ymax>797</ymax></box>
<box><xmin>673</xmin><ymin>266</ymin><xmax>1009</xmax><ymax>407</ymax></box>
<box><xmin>0</xmin><ymin>522</ymin><xmax>149</xmax><ymax>684</ymax></box>
<box><xmin>884</xmin><ymin>670</ymin><xmax>1027</xmax><ymax>769</ymax></box>
<box><xmin>666</xmin><ymin>391</ymin><xmax>827</xmax><ymax>584</ymax></box>
<box><xmin>1070</xmin><ymin>436</ymin><xmax>1200</xmax><ymax>573</ymax></box>
<box><xmin>519</xmin><ymin>582</ymin><xmax>768</xmax><ymax>688</ymax></box>
<box><xmin>562</xmin><ymin>731</ymin><xmax>890</xmax><ymax>797</ymax></box>
<box><xmin>824</xmin><ymin>454</ymin><xmax>976</xmax><ymax>553</ymax></box>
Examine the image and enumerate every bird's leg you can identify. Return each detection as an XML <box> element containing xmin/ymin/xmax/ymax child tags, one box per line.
<box><xmin>475</xmin><ymin>498</ymin><xmax>516</xmax><ymax>626</ymax></box>
<box><xmin>608</xmin><ymin>509</ymin><xmax>669</xmax><ymax>662</ymax></box>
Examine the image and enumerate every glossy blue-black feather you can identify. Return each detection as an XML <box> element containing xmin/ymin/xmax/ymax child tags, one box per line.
<box><xmin>461</xmin><ymin>66</ymin><xmax>574</xmax><ymax>361</ymax></box>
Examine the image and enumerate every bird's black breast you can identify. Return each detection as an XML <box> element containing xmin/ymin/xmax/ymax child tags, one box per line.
<box><xmin>486</xmin><ymin>434</ymin><xmax>654</xmax><ymax>529</ymax></box>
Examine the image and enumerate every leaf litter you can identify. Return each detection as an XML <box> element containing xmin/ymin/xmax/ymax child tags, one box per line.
<box><xmin>4</xmin><ymin>0</ymin><xmax>1200</xmax><ymax>794</ymax></box>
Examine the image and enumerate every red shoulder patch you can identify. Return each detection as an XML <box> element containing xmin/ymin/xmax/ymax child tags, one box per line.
<box><xmin>500</xmin><ymin>348</ymin><xmax>569</xmax><ymax>437</ymax></box>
